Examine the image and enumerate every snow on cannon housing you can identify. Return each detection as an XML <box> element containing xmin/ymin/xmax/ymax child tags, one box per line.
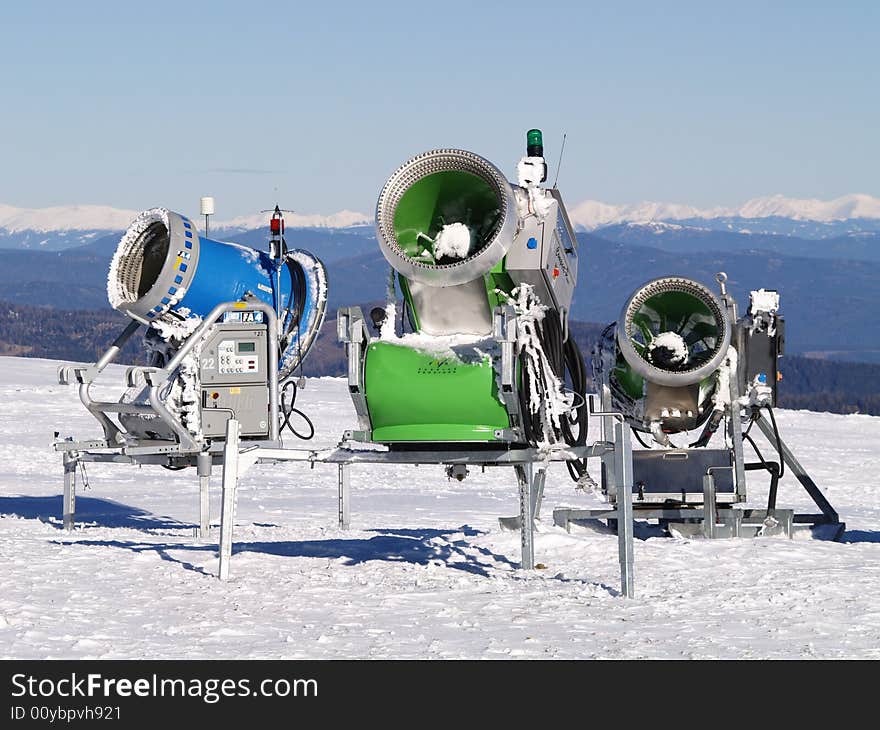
<box><xmin>345</xmin><ymin>130</ymin><xmax>591</xmax><ymax>472</ymax></box>
<box><xmin>108</xmin><ymin>208</ymin><xmax>326</xmax><ymax>378</ymax></box>
<box><xmin>99</xmin><ymin>207</ymin><xmax>327</xmax><ymax>444</ymax></box>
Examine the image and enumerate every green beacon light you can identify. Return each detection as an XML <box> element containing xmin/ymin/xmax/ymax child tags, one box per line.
<box><xmin>526</xmin><ymin>129</ymin><xmax>544</xmax><ymax>157</ymax></box>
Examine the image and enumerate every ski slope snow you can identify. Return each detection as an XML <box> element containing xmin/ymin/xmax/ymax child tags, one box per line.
<box><xmin>1</xmin><ymin>356</ymin><xmax>879</xmax><ymax>659</ymax></box>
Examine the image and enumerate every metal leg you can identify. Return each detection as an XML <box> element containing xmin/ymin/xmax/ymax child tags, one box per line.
<box><xmin>63</xmin><ymin>452</ymin><xmax>77</xmax><ymax>532</ymax></box>
<box><xmin>197</xmin><ymin>451</ymin><xmax>212</xmax><ymax>539</ymax></box>
<box><xmin>614</xmin><ymin>421</ymin><xmax>634</xmax><ymax>598</ymax></box>
<box><xmin>728</xmin><ymin>385</ymin><xmax>747</xmax><ymax>504</ymax></box>
<box><xmin>703</xmin><ymin>473</ymin><xmax>717</xmax><ymax>538</ymax></box>
<box><xmin>531</xmin><ymin>467</ymin><xmax>546</xmax><ymax>520</ymax></box>
<box><xmin>515</xmin><ymin>464</ymin><xmax>535</xmax><ymax>569</ymax></box>
<box><xmin>338</xmin><ymin>463</ymin><xmax>351</xmax><ymax>530</ymax></box>
<box><xmin>218</xmin><ymin>419</ymin><xmax>240</xmax><ymax>581</ymax></box>
<box><xmin>600</xmin><ymin>384</ymin><xmax>617</xmax><ymax>489</ymax></box>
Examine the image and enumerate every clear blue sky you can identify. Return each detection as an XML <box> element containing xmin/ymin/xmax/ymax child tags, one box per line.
<box><xmin>1</xmin><ymin>0</ymin><xmax>877</xmax><ymax>218</ymax></box>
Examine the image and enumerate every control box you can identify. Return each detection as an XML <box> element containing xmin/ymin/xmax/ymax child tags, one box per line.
<box><xmin>198</xmin><ymin>322</ymin><xmax>270</xmax><ymax>438</ymax></box>
<box><xmin>736</xmin><ymin>290</ymin><xmax>784</xmax><ymax>408</ymax></box>
<box><xmin>505</xmin><ymin>188</ymin><xmax>579</xmax><ymax>327</ymax></box>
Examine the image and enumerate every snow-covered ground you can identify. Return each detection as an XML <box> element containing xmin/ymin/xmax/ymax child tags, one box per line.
<box><xmin>1</xmin><ymin>356</ymin><xmax>878</xmax><ymax>659</ymax></box>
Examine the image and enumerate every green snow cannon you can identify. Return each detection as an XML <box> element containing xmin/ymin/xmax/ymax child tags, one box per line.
<box><xmin>593</xmin><ymin>276</ymin><xmax>732</xmax><ymax>444</ymax></box>
<box><xmin>339</xmin><ymin>133</ymin><xmax>586</xmax><ymax>446</ymax></box>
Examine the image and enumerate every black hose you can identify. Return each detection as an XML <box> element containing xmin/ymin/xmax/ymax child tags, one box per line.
<box><xmin>281</xmin><ymin>257</ymin><xmax>307</xmax><ymax>372</ymax></box>
<box><xmin>279</xmin><ymin>379</ymin><xmax>315</xmax><ymax>440</ymax></box>
<box><xmin>743</xmin><ymin>431</ymin><xmax>782</xmax><ymax>515</ymax></box>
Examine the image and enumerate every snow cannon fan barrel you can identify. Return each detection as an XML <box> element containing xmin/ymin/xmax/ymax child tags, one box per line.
<box><xmin>375</xmin><ymin>149</ymin><xmax>518</xmax><ymax>288</ymax></box>
<box><xmin>375</xmin><ymin>143</ymin><xmax>579</xmax><ymax>338</ymax></box>
<box><xmin>601</xmin><ymin>276</ymin><xmax>731</xmax><ymax>438</ymax></box>
<box><xmin>617</xmin><ymin>277</ymin><xmax>731</xmax><ymax>387</ymax></box>
<box><xmin>107</xmin><ymin>208</ymin><xmax>327</xmax><ymax>378</ymax></box>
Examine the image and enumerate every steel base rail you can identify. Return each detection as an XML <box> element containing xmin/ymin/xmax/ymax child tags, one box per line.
<box><xmin>55</xmin><ymin>433</ymin><xmax>632</xmax><ymax>594</ymax></box>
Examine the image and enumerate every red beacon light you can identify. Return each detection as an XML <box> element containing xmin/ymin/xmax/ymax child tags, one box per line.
<box><xmin>268</xmin><ymin>205</ymin><xmax>287</xmax><ymax>261</ymax></box>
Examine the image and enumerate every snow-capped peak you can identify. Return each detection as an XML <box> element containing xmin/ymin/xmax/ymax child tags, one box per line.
<box><xmin>734</xmin><ymin>193</ymin><xmax>880</xmax><ymax>221</ymax></box>
<box><xmin>2</xmin><ymin>193</ymin><xmax>878</xmax><ymax>235</ymax></box>
<box><xmin>567</xmin><ymin>200</ymin><xmax>705</xmax><ymax>230</ymax></box>
<box><xmin>568</xmin><ymin>193</ymin><xmax>880</xmax><ymax>230</ymax></box>
<box><xmin>215</xmin><ymin>209</ymin><xmax>370</xmax><ymax>231</ymax></box>
<box><xmin>0</xmin><ymin>204</ymin><xmax>141</xmax><ymax>233</ymax></box>
<box><xmin>0</xmin><ymin>203</ymin><xmax>371</xmax><ymax>234</ymax></box>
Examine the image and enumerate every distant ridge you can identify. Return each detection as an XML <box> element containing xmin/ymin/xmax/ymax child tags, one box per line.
<box><xmin>0</xmin><ymin>204</ymin><xmax>371</xmax><ymax>234</ymax></box>
<box><xmin>3</xmin><ymin>193</ymin><xmax>879</xmax><ymax>235</ymax></box>
<box><xmin>567</xmin><ymin>193</ymin><xmax>880</xmax><ymax>230</ymax></box>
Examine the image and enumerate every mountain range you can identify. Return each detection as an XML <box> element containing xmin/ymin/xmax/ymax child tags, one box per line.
<box><xmin>1</xmin><ymin>193</ymin><xmax>878</xmax><ymax>365</ymax></box>
<box><xmin>2</xmin><ymin>193</ymin><xmax>880</xmax><ymax>248</ymax></box>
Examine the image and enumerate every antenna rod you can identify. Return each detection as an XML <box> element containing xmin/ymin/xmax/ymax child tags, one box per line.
<box><xmin>552</xmin><ymin>133</ymin><xmax>567</xmax><ymax>189</ymax></box>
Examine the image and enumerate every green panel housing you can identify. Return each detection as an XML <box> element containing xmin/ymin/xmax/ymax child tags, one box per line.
<box><xmin>363</xmin><ymin>341</ymin><xmax>510</xmax><ymax>442</ymax></box>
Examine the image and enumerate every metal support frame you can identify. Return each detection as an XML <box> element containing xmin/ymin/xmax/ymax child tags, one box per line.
<box><xmin>63</xmin><ymin>451</ymin><xmax>77</xmax><ymax>532</ymax></box>
<box><xmin>703</xmin><ymin>473</ymin><xmax>717</xmax><ymax>538</ymax></box>
<box><xmin>531</xmin><ymin>466</ymin><xmax>546</xmax><ymax>520</ymax></box>
<box><xmin>58</xmin><ymin>300</ymin><xmax>282</xmax><ymax>459</ymax></box>
<box><xmin>337</xmin><ymin>307</ymin><xmax>372</xmax><ymax>435</ymax></box>
<box><xmin>218</xmin><ymin>419</ymin><xmax>240</xmax><ymax>581</ymax></box>
<box><xmin>554</xmin><ymin>404</ymin><xmax>842</xmax><ymax>544</ymax></box>
<box><xmin>515</xmin><ymin>464</ymin><xmax>535</xmax><ymax>569</ymax></box>
<box><xmin>57</xmin><ymin>434</ymin><xmax>616</xmax><ymax>584</ymax></box>
<box><xmin>719</xmin><ymin>287</ymin><xmax>749</xmax><ymax>501</ymax></box>
<box><xmin>338</xmin><ymin>463</ymin><xmax>351</xmax><ymax>530</ymax></box>
<box><xmin>55</xmin><ymin>298</ymin><xmax>637</xmax><ymax>592</ymax></box>
<box><xmin>613</xmin><ymin>420</ymin><xmax>635</xmax><ymax>597</ymax></box>
<box><xmin>753</xmin><ymin>411</ymin><xmax>843</xmax><ymax>536</ymax></box>
<box><xmin>494</xmin><ymin>305</ymin><xmax>525</xmax><ymax>442</ymax></box>
<box><xmin>197</xmin><ymin>450</ymin><xmax>212</xmax><ymax>538</ymax></box>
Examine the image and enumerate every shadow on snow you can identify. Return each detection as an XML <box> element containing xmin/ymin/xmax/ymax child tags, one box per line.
<box><xmin>52</xmin><ymin>525</ymin><xmax>516</xmax><ymax>578</ymax></box>
<box><xmin>841</xmin><ymin>529</ymin><xmax>880</xmax><ymax>544</ymax></box>
<box><xmin>0</xmin><ymin>494</ymin><xmax>189</xmax><ymax>531</ymax></box>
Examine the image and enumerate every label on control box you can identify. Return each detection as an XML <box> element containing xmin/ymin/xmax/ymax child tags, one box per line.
<box><xmin>218</xmin><ymin>339</ymin><xmax>260</xmax><ymax>375</ymax></box>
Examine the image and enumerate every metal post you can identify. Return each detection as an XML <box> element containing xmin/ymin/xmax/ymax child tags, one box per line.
<box><xmin>719</xmin><ymin>279</ymin><xmax>747</xmax><ymax>502</ymax></box>
<box><xmin>218</xmin><ymin>419</ymin><xmax>240</xmax><ymax>581</ymax></box>
<box><xmin>599</xmin><ymin>384</ymin><xmax>617</xmax><ymax>490</ymax></box>
<box><xmin>727</xmin><ymin>363</ymin><xmax>747</xmax><ymax>502</ymax></box>
<box><xmin>516</xmin><ymin>464</ymin><xmax>535</xmax><ymax>570</ymax></box>
<box><xmin>197</xmin><ymin>451</ymin><xmax>212</xmax><ymax>539</ymax></box>
<box><xmin>338</xmin><ymin>463</ymin><xmax>351</xmax><ymax>530</ymax></box>
<box><xmin>614</xmin><ymin>420</ymin><xmax>634</xmax><ymax>598</ymax></box>
<box><xmin>531</xmin><ymin>467</ymin><xmax>546</xmax><ymax>520</ymax></box>
<box><xmin>703</xmin><ymin>473</ymin><xmax>717</xmax><ymax>538</ymax></box>
<box><xmin>63</xmin><ymin>452</ymin><xmax>77</xmax><ymax>532</ymax></box>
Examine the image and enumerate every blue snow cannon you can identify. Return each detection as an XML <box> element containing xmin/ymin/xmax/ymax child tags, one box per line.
<box><xmin>107</xmin><ymin>207</ymin><xmax>327</xmax><ymax>377</ymax></box>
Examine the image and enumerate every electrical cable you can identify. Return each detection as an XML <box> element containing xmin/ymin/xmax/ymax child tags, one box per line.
<box><xmin>279</xmin><ymin>379</ymin><xmax>315</xmax><ymax>440</ymax></box>
<box><xmin>743</xmin><ymin>431</ymin><xmax>782</xmax><ymax>514</ymax></box>
<box><xmin>516</xmin><ymin>312</ymin><xmax>590</xmax><ymax>482</ymax></box>
<box><xmin>631</xmin><ymin>427</ymin><xmax>653</xmax><ymax>449</ymax></box>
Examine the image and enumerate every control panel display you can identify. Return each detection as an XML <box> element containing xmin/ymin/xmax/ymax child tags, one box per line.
<box><xmin>218</xmin><ymin>339</ymin><xmax>259</xmax><ymax>375</ymax></box>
